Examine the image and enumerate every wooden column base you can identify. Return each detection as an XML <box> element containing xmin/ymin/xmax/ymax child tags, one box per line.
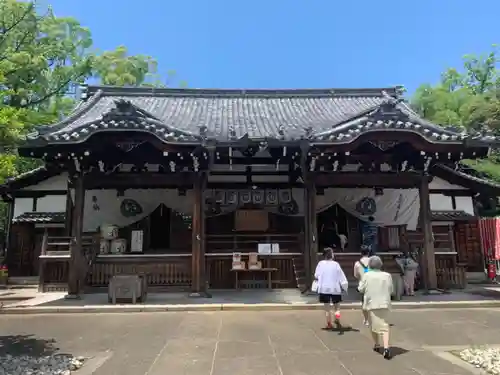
<box><xmin>188</xmin><ymin>291</ymin><xmax>212</xmax><ymax>298</ymax></box>
<box><xmin>64</xmin><ymin>294</ymin><xmax>81</xmax><ymax>300</ymax></box>
<box><xmin>422</xmin><ymin>288</ymin><xmax>450</xmax><ymax>295</ymax></box>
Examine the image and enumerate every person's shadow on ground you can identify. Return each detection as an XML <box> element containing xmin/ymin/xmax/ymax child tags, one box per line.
<box><xmin>322</xmin><ymin>325</ymin><xmax>360</xmax><ymax>335</ymax></box>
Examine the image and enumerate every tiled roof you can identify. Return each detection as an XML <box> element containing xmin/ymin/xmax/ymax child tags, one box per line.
<box><xmin>433</xmin><ymin>164</ymin><xmax>500</xmax><ymax>194</ymax></box>
<box><xmin>431</xmin><ymin>210</ymin><xmax>475</xmax><ymax>222</ymax></box>
<box><xmin>310</xmin><ymin>100</ymin><xmax>489</xmax><ymax>144</ymax></box>
<box><xmin>21</xmin><ymin>85</ymin><xmax>499</xmax><ymax>147</ymax></box>
<box><xmin>0</xmin><ymin>166</ymin><xmax>62</xmax><ymax>192</ymax></box>
<box><xmin>13</xmin><ymin>212</ymin><xmax>65</xmax><ymax>224</ymax></box>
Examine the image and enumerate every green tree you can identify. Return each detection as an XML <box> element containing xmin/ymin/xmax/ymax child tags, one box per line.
<box><xmin>411</xmin><ymin>46</ymin><xmax>500</xmax><ymax>182</ymax></box>
<box><xmin>0</xmin><ymin>0</ymin><xmax>180</xmax><ymax>183</ymax></box>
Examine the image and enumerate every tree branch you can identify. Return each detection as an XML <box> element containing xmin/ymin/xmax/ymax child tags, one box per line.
<box><xmin>0</xmin><ymin>1</ymin><xmax>35</xmax><ymax>51</ymax></box>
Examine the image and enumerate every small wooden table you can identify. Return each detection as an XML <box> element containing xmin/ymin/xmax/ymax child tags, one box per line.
<box><xmin>231</xmin><ymin>268</ymin><xmax>278</xmax><ymax>290</ymax></box>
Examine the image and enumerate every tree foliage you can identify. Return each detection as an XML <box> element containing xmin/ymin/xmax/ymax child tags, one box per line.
<box><xmin>411</xmin><ymin>46</ymin><xmax>500</xmax><ymax>183</ymax></box>
<box><xmin>0</xmin><ymin>0</ymin><xmax>178</xmax><ymax>185</ymax></box>
<box><xmin>0</xmin><ymin>0</ymin><xmax>180</xmax><ymax>235</ymax></box>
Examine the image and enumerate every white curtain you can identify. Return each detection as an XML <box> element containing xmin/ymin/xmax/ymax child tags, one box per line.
<box><xmin>78</xmin><ymin>187</ymin><xmax>420</xmax><ymax>232</ymax></box>
<box><xmin>206</xmin><ymin>188</ymin><xmax>420</xmax><ymax>230</ymax></box>
<box><xmin>317</xmin><ymin>188</ymin><xmax>420</xmax><ymax>230</ymax></box>
<box><xmin>81</xmin><ymin>189</ymin><xmax>193</xmax><ymax>232</ymax></box>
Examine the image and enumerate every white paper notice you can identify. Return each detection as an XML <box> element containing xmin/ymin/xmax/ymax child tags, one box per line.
<box><xmin>258</xmin><ymin>243</ymin><xmax>271</xmax><ymax>254</ymax></box>
<box><xmin>130</xmin><ymin>230</ymin><xmax>143</xmax><ymax>253</ymax></box>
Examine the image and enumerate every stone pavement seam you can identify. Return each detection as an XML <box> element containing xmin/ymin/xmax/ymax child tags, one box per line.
<box><xmin>3</xmin><ymin>299</ymin><xmax>500</xmax><ymax>315</ymax></box>
<box><xmin>143</xmin><ymin>311</ymin><xmax>187</xmax><ymax>375</ymax></box>
<box><xmin>209</xmin><ymin>316</ymin><xmax>223</xmax><ymax>375</ymax></box>
<box><xmin>432</xmin><ymin>351</ymin><xmax>485</xmax><ymax>375</ymax></box>
<box><xmin>306</xmin><ymin>321</ymin><xmax>354</xmax><ymax>375</ymax></box>
<box><xmin>75</xmin><ymin>352</ymin><xmax>114</xmax><ymax>375</ymax></box>
<box><xmin>267</xmin><ymin>335</ymin><xmax>284</xmax><ymax>375</ymax></box>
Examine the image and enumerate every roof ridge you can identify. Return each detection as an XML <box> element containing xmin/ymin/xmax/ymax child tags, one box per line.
<box><xmin>28</xmin><ymin>90</ymin><xmax>104</xmax><ymax>137</ymax></box>
<box><xmin>86</xmin><ymin>85</ymin><xmax>402</xmax><ymax>98</ymax></box>
<box><xmin>435</xmin><ymin>164</ymin><xmax>500</xmax><ymax>189</ymax></box>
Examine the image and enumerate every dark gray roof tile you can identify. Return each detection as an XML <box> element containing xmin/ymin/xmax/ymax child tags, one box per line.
<box><xmin>23</xmin><ymin>85</ymin><xmax>500</xmax><ymax>146</ymax></box>
<box><xmin>431</xmin><ymin>210</ymin><xmax>474</xmax><ymax>221</ymax></box>
<box><xmin>26</xmin><ymin>87</ymin><xmax>397</xmax><ymax>144</ymax></box>
<box><xmin>13</xmin><ymin>212</ymin><xmax>65</xmax><ymax>224</ymax></box>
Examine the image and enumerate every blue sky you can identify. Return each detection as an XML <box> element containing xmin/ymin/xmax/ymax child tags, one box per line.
<box><xmin>47</xmin><ymin>0</ymin><xmax>499</xmax><ymax>95</ymax></box>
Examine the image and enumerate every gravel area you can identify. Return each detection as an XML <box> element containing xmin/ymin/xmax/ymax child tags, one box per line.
<box><xmin>0</xmin><ymin>355</ymin><xmax>85</xmax><ymax>375</ymax></box>
<box><xmin>457</xmin><ymin>347</ymin><xmax>500</xmax><ymax>375</ymax></box>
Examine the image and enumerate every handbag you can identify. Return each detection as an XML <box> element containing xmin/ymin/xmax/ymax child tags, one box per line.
<box><xmin>311</xmin><ymin>280</ymin><xmax>319</xmax><ymax>293</ymax></box>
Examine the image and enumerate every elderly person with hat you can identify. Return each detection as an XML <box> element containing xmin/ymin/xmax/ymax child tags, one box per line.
<box><xmin>357</xmin><ymin>255</ymin><xmax>393</xmax><ymax>360</ymax></box>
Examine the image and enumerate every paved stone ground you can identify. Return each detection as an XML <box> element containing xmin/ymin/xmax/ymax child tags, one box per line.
<box><xmin>8</xmin><ymin>286</ymin><xmax>499</xmax><ymax>308</ymax></box>
<box><xmin>1</xmin><ymin>309</ymin><xmax>498</xmax><ymax>375</ymax></box>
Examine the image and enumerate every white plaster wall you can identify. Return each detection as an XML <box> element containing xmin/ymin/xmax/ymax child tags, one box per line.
<box><xmin>429</xmin><ymin>177</ymin><xmax>466</xmax><ymax>190</ymax></box>
<box><xmin>36</xmin><ymin>195</ymin><xmax>66</xmax><ymax>213</ymax></box>
<box><xmin>430</xmin><ymin>194</ymin><xmax>453</xmax><ymax>211</ymax></box>
<box><xmin>13</xmin><ymin>198</ymin><xmax>33</xmax><ymax>219</ymax></box>
<box><xmin>455</xmin><ymin>196</ymin><xmax>475</xmax><ymax>215</ymax></box>
<box><xmin>429</xmin><ymin>193</ymin><xmax>475</xmax><ymax>216</ymax></box>
<box><xmin>22</xmin><ymin>173</ymin><xmax>68</xmax><ymax>191</ymax></box>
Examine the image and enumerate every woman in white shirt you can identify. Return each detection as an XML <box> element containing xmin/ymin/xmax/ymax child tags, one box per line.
<box><xmin>314</xmin><ymin>248</ymin><xmax>349</xmax><ymax>329</ymax></box>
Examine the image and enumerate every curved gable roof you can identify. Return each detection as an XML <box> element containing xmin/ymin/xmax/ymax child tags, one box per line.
<box><xmin>21</xmin><ymin>85</ymin><xmax>499</xmax><ymax>147</ymax></box>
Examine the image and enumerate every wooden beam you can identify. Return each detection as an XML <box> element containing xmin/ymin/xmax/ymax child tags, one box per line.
<box><xmin>3</xmin><ymin>200</ymin><xmax>14</xmax><ymax>261</ymax></box>
<box><xmin>67</xmin><ymin>175</ymin><xmax>85</xmax><ymax>298</ymax></box>
<box><xmin>190</xmin><ymin>173</ymin><xmax>208</xmax><ymax>297</ymax></box>
<box><xmin>419</xmin><ymin>176</ymin><xmax>437</xmax><ymax>290</ymax></box>
<box><xmin>429</xmin><ymin>189</ymin><xmax>474</xmax><ymax>197</ymax></box>
<box><xmin>38</xmin><ymin>228</ymin><xmax>49</xmax><ymax>292</ymax></box>
<box><xmin>304</xmin><ymin>179</ymin><xmax>318</xmax><ymax>292</ymax></box>
<box><xmin>64</xmin><ymin>188</ymin><xmax>73</xmax><ymax>236</ymax></box>
<box><xmin>10</xmin><ymin>190</ymin><xmax>68</xmax><ymax>198</ymax></box>
<box><xmin>83</xmin><ymin>173</ymin><xmax>195</xmax><ymax>189</ymax></box>
<box><xmin>314</xmin><ymin>172</ymin><xmax>422</xmax><ymax>188</ymax></box>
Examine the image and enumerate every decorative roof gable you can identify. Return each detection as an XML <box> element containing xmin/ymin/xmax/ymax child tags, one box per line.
<box><xmin>310</xmin><ymin>92</ymin><xmax>497</xmax><ymax>145</ymax></box>
<box><xmin>19</xmin><ymin>85</ymin><xmax>500</xmax><ymax>148</ymax></box>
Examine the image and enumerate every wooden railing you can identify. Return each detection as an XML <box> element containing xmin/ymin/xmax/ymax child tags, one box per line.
<box><xmin>437</xmin><ymin>263</ymin><xmax>467</xmax><ymax>289</ymax></box>
<box><xmin>39</xmin><ymin>234</ymin><xmax>99</xmax><ymax>292</ymax></box>
<box><xmin>206</xmin><ymin>253</ymin><xmax>297</xmax><ymax>289</ymax></box>
<box><xmin>87</xmin><ymin>254</ymin><xmax>192</xmax><ymax>288</ymax></box>
<box><xmin>206</xmin><ymin>233</ymin><xmax>302</xmax><ymax>253</ymax></box>
<box><xmin>407</xmin><ymin>227</ymin><xmax>455</xmax><ymax>253</ymax></box>
<box><xmin>41</xmin><ymin>235</ymin><xmax>98</xmax><ymax>257</ymax></box>
<box><xmin>44</xmin><ymin>261</ymin><xmax>69</xmax><ymax>291</ymax></box>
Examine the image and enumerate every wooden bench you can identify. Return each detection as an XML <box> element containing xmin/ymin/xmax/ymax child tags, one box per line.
<box><xmin>231</xmin><ymin>268</ymin><xmax>277</xmax><ymax>290</ymax></box>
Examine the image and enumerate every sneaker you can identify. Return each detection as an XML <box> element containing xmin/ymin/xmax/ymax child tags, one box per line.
<box><xmin>373</xmin><ymin>345</ymin><xmax>381</xmax><ymax>353</ymax></box>
<box><xmin>334</xmin><ymin>319</ymin><xmax>341</xmax><ymax>329</ymax></box>
<box><xmin>363</xmin><ymin>319</ymin><xmax>370</xmax><ymax>326</ymax></box>
<box><xmin>383</xmin><ymin>348</ymin><xmax>392</xmax><ymax>360</ymax></box>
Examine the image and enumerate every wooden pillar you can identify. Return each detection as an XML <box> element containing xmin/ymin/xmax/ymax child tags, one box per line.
<box><xmin>38</xmin><ymin>228</ymin><xmax>48</xmax><ymax>292</ymax></box>
<box><xmin>304</xmin><ymin>180</ymin><xmax>318</xmax><ymax>290</ymax></box>
<box><xmin>419</xmin><ymin>176</ymin><xmax>437</xmax><ymax>290</ymax></box>
<box><xmin>66</xmin><ymin>175</ymin><xmax>85</xmax><ymax>298</ymax></box>
<box><xmin>64</xmin><ymin>187</ymin><xmax>73</xmax><ymax>236</ymax></box>
<box><xmin>190</xmin><ymin>174</ymin><xmax>207</xmax><ymax>297</ymax></box>
<box><xmin>2</xmin><ymin>199</ymin><xmax>14</xmax><ymax>259</ymax></box>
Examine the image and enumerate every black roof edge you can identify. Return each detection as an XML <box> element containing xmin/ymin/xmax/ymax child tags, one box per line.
<box><xmin>0</xmin><ymin>166</ymin><xmax>63</xmax><ymax>191</ymax></box>
<box><xmin>432</xmin><ymin>164</ymin><xmax>500</xmax><ymax>195</ymax></box>
<box><xmin>84</xmin><ymin>85</ymin><xmax>403</xmax><ymax>98</ymax></box>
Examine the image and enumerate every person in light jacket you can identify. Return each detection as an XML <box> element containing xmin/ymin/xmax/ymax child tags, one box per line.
<box><xmin>403</xmin><ymin>254</ymin><xmax>419</xmax><ymax>296</ymax></box>
<box><xmin>314</xmin><ymin>248</ymin><xmax>349</xmax><ymax>330</ymax></box>
<box><xmin>357</xmin><ymin>256</ymin><xmax>393</xmax><ymax>360</ymax></box>
<box><xmin>353</xmin><ymin>246</ymin><xmax>371</xmax><ymax>326</ymax></box>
